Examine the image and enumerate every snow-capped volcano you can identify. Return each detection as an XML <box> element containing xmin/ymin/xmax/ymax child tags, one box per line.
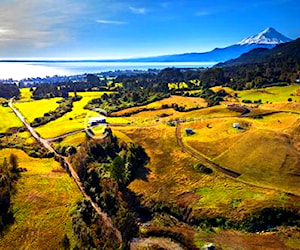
<box><xmin>118</xmin><ymin>27</ymin><xmax>293</xmax><ymax>63</ymax></box>
<box><xmin>237</xmin><ymin>27</ymin><xmax>292</xmax><ymax>45</ymax></box>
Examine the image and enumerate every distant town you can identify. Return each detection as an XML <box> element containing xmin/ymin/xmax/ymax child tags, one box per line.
<box><xmin>0</xmin><ymin>68</ymin><xmax>161</xmax><ymax>88</ymax></box>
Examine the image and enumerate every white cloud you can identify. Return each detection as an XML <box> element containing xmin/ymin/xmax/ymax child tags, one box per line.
<box><xmin>0</xmin><ymin>0</ymin><xmax>83</xmax><ymax>52</ymax></box>
<box><xmin>96</xmin><ymin>19</ymin><xmax>127</xmax><ymax>25</ymax></box>
<box><xmin>129</xmin><ymin>6</ymin><xmax>147</xmax><ymax>14</ymax></box>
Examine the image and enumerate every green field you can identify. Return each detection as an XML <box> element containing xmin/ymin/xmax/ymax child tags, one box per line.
<box><xmin>236</xmin><ymin>84</ymin><xmax>300</xmax><ymax>103</ymax></box>
<box><xmin>15</xmin><ymin>97</ymin><xmax>62</xmax><ymax>123</ymax></box>
<box><xmin>0</xmin><ymin>148</ymin><xmax>82</xmax><ymax>249</ymax></box>
<box><xmin>19</xmin><ymin>88</ymin><xmax>33</xmax><ymax>101</ymax></box>
<box><xmin>115</xmin><ymin>125</ymin><xmax>293</xmax><ymax>221</ymax></box>
<box><xmin>1</xmin><ymin>84</ymin><xmax>300</xmax><ymax>249</ymax></box>
<box><xmin>35</xmin><ymin>92</ymin><xmax>112</xmax><ymax>138</ymax></box>
<box><xmin>0</xmin><ymin>106</ymin><xmax>23</xmax><ymax>133</ymax></box>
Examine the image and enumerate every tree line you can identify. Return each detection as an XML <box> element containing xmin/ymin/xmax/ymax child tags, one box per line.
<box><xmin>70</xmin><ymin>129</ymin><xmax>149</xmax><ymax>248</ymax></box>
<box><xmin>0</xmin><ymin>154</ymin><xmax>20</xmax><ymax>232</ymax></box>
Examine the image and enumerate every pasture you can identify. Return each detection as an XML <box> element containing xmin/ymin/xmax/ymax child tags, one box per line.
<box><xmin>114</xmin><ymin>125</ymin><xmax>292</xmax><ymax>220</ymax></box>
<box><xmin>0</xmin><ymin>148</ymin><xmax>82</xmax><ymax>249</ymax></box>
<box><xmin>0</xmin><ymin>106</ymin><xmax>23</xmax><ymax>133</ymax></box>
<box><xmin>36</xmin><ymin>92</ymin><xmax>108</xmax><ymax>138</ymax></box>
<box><xmin>15</xmin><ymin>97</ymin><xmax>62</xmax><ymax>123</ymax></box>
<box><xmin>181</xmin><ymin>112</ymin><xmax>300</xmax><ymax>195</ymax></box>
<box><xmin>112</xmin><ymin>95</ymin><xmax>207</xmax><ymax>116</ymax></box>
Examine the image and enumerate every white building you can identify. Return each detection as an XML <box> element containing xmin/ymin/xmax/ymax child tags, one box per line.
<box><xmin>88</xmin><ymin>116</ymin><xmax>106</xmax><ymax>126</ymax></box>
<box><xmin>233</xmin><ymin>123</ymin><xmax>241</xmax><ymax>129</ymax></box>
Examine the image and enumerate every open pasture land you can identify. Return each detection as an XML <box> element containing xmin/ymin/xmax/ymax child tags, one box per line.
<box><xmin>114</xmin><ymin>125</ymin><xmax>296</xmax><ymax>220</ymax></box>
<box><xmin>0</xmin><ymin>106</ymin><xmax>23</xmax><ymax>133</ymax></box>
<box><xmin>236</xmin><ymin>84</ymin><xmax>300</xmax><ymax>103</ymax></box>
<box><xmin>35</xmin><ymin>91</ymin><xmax>120</xmax><ymax>138</ymax></box>
<box><xmin>19</xmin><ymin>88</ymin><xmax>33</xmax><ymax>101</ymax></box>
<box><xmin>0</xmin><ymin>148</ymin><xmax>82</xmax><ymax>249</ymax></box>
<box><xmin>112</xmin><ymin>95</ymin><xmax>207</xmax><ymax>116</ymax></box>
<box><xmin>182</xmin><ymin>112</ymin><xmax>300</xmax><ymax>195</ymax></box>
<box><xmin>15</xmin><ymin>97</ymin><xmax>62</xmax><ymax>123</ymax></box>
<box><xmin>51</xmin><ymin>132</ymin><xmax>86</xmax><ymax>148</ymax></box>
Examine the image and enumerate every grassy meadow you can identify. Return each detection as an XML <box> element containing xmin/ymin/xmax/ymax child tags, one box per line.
<box><xmin>114</xmin><ymin>125</ymin><xmax>296</xmax><ymax>221</ymax></box>
<box><xmin>1</xmin><ymin>83</ymin><xmax>300</xmax><ymax>248</ymax></box>
<box><xmin>14</xmin><ymin>97</ymin><xmax>62</xmax><ymax>123</ymax></box>
<box><xmin>0</xmin><ymin>106</ymin><xmax>23</xmax><ymax>133</ymax></box>
<box><xmin>35</xmin><ymin>92</ymin><xmax>106</xmax><ymax>138</ymax></box>
<box><xmin>0</xmin><ymin>148</ymin><xmax>82</xmax><ymax>249</ymax></box>
<box><xmin>112</xmin><ymin>95</ymin><xmax>207</xmax><ymax>116</ymax></box>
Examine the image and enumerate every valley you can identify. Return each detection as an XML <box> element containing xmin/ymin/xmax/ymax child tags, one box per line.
<box><xmin>1</xmin><ymin>79</ymin><xmax>300</xmax><ymax>249</ymax></box>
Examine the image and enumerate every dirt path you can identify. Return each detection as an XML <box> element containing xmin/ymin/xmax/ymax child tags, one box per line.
<box><xmin>9</xmin><ymin>98</ymin><xmax>123</xmax><ymax>245</ymax></box>
<box><xmin>176</xmin><ymin>121</ymin><xmax>300</xmax><ymax>196</ymax></box>
<box><xmin>130</xmin><ymin>237</ymin><xmax>185</xmax><ymax>250</ymax></box>
<box><xmin>175</xmin><ymin>122</ymin><xmax>241</xmax><ymax>178</ymax></box>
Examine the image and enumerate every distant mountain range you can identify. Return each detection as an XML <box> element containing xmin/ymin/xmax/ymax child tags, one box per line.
<box><xmin>124</xmin><ymin>27</ymin><xmax>292</xmax><ymax>63</ymax></box>
<box><xmin>217</xmin><ymin>37</ymin><xmax>300</xmax><ymax>68</ymax></box>
<box><xmin>0</xmin><ymin>28</ymin><xmax>292</xmax><ymax>64</ymax></box>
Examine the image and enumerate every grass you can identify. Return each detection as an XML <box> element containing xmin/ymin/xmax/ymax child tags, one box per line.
<box><xmin>0</xmin><ymin>106</ymin><xmax>23</xmax><ymax>133</ymax></box>
<box><xmin>15</xmin><ymin>97</ymin><xmax>62</xmax><ymax>123</ymax></box>
<box><xmin>115</xmin><ymin>125</ymin><xmax>291</xmax><ymax>221</ymax></box>
<box><xmin>214</xmin><ymin>129</ymin><xmax>300</xmax><ymax>195</ymax></box>
<box><xmin>52</xmin><ymin>132</ymin><xmax>87</xmax><ymax>148</ymax></box>
<box><xmin>236</xmin><ymin>84</ymin><xmax>300</xmax><ymax>103</ymax></box>
<box><xmin>19</xmin><ymin>88</ymin><xmax>33</xmax><ymax>101</ymax></box>
<box><xmin>36</xmin><ymin>92</ymin><xmax>109</xmax><ymax>138</ymax></box>
<box><xmin>0</xmin><ymin>148</ymin><xmax>82</xmax><ymax>249</ymax></box>
<box><xmin>112</xmin><ymin>95</ymin><xmax>207</xmax><ymax>116</ymax></box>
<box><xmin>180</xmin><ymin>111</ymin><xmax>300</xmax><ymax>195</ymax></box>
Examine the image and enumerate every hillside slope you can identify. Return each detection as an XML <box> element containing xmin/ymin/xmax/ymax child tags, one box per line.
<box><xmin>218</xmin><ymin>38</ymin><xmax>300</xmax><ymax>68</ymax></box>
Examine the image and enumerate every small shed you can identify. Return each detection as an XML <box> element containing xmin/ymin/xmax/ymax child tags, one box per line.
<box><xmin>88</xmin><ymin>116</ymin><xmax>106</xmax><ymax>126</ymax></box>
<box><xmin>185</xmin><ymin>128</ymin><xmax>194</xmax><ymax>135</ymax></box>
<box><xmin>233</xmin><ymin>123</ymin><xmax>241</xmax><ymax>129</ymax></box>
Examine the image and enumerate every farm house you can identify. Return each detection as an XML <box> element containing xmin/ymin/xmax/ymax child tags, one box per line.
<box><xmin>88</xmin><ymin>116</ymin><xmax>106</xmax><ymax>126</ymax></box>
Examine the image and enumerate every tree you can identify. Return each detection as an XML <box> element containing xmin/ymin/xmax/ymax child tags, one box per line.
<box><xmin>9</xmin><ymin>154</ymin><xmax>18</xmax><ymax>173</ymax></box>
<box><xmin>110</xmin><ymin>156</ymin><xmax>127</xmax><ymax>185</ymax></box>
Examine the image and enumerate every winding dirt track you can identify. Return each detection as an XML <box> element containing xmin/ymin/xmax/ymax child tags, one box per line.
<box><xmin>9</xmin><ymin>98</ymin><xmax>123</xmax><ymax>245</ymax></box>
<box><xmin>175</xmin><ymin>122</ymin><xmax>241</xmax><ymax>178</ymax></box>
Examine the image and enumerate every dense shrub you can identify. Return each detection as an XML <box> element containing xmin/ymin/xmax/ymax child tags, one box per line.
<box><xmin>193</xmin><ymin>163</ymin><xmax>213</xmax><ymax>174</ymax></box>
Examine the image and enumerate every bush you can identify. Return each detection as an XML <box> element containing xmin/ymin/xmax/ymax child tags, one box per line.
<box><xmin>193</xmin><ymin>163</ymin><xmax>213</xmax><ymax>174</ymax></box>
<box><xmin>242</xmin><ymin>99</ymin><xmax>252</xmax><ymax>104</ymax></box>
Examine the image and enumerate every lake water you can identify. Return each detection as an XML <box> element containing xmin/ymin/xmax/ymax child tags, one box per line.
<box><xmin>0</xmin><ymin>62</ymin><xmax>216</xmax><ymax>80</ymax></box>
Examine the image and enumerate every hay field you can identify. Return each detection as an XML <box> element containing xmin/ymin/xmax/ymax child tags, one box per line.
<box><xmin>0</xmin><ymin>148</ymin><xmax>82</xmax><ymax>249</ymax></box>
<box><xmin>36</xmin><ymin>92</ymin><xmax>108</xmax><ymax>138</ymax></box>
<box><xmin>114</xmin><ymin>125</ymin><xmax>290</xmax><ymax>220</ymax></box>
<box><xmin>0</xmin><ymin>106</ymin><xmax>23</xmax><ymax>133</ymax></box>
<box><xmin>15</xmin><ymin>97</ymin><xmax>62</xmax><ymax>123</ymax></box>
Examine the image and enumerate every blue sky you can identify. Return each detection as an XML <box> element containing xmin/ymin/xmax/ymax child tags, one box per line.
<box><xmin>0</xmin><ymin>0</ymin><xmax>299</xmax><ymax>59</ymax></box>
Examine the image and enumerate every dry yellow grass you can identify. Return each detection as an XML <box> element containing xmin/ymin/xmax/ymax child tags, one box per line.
<box><xmin>113</xmin><ymin>95</ymin><xmax>207</xmax><ymax>116</ymax></box>
<box><xmin>36</xmin><ymin>92</ymin><xmax>108</xmax><ymax>138</ymax></box>
<box><xmin>116</xmin><ymin>125</ymin><xmax>288</xmax><ymax>220</ymax></box>
<box><xmin>19</xmin><ymin>88</ymin><xmax>33</xmax><ymax>101</ymax></box>
<box><xmin>0</xmin><ymin>106</ymin><xmax>23</xmax><ymax>133</ymax></box>
<box><xmin>0</xmin><ymin>148</ymin><xmax>82</xmax><ymax>249</ymax></box>
<box><xmin>214</xmin><ymin>130</ymin><xmax>300</xmax><ymax>195</ymax></box>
